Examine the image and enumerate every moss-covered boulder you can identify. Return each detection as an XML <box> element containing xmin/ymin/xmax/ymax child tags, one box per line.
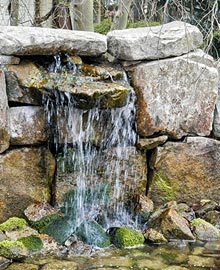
<box><xmin>191</xmin><ymin>218</ymin><xmax>220</xmax><ymax>240</ymax></box>
<box><xmin>108</xmin><ymin>227</ymin><xmax>145</xmax><ymax>248</ymax></box>
<box><xmin>18</xmin><ymin>235</ymin><xmax>43</xmax><ymax>252</ymax></box>
<box><xmin>0</xmin><ymin>240</ymin><xmax>28</xmax><ymax>259</ymax></box>
<box><xmin>24</xmin><ymin>203</ymin><xmax>61</xmax><ymax>233</ymax></box>
<box><xmin>76</xmin><ymin>220</ymin><xmax>110</xmax><ymax>248</ymax></box>
<box><xmin>0</xmin><ymin>217</ymin><xmax>27</xmax><ymax>232</ymax></box>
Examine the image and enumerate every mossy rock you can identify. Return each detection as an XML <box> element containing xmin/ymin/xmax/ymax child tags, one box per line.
<box><xmin>28</xmin><ymin>214</ymin><xmax>60</xmax><ymax>233</ymax></box>
<box><xmin>76</xmin><ymin>220</ymin><xmax>111</xmax><ymax>248</ymax></box>
<box><xmin>18</xmin><ymin>235</ymin><xmax>43</xmax><ymax>252</ymax></box>
<box><xmin>0</xmin><ymin>218</ymin><xmax>27</xmax><ymax>232</ymax></box>
<box><xmin>191</xmin><ymin>218</ymin><xmax>220</xmax><ymax>240</ymax></box>
<box><xmin>108</xmin><ymin>227</ymin><xmax>145</xmax><ymax>248</ymax></box>
<box><xmin>41</xmin><ymin>216</ymin><xmax>74</xmax><ymax>244</ymax></box>
<box><xmin>0</xmin><ymin>240</ymin><xmax>28</xmax><ymax>259</ymax></box>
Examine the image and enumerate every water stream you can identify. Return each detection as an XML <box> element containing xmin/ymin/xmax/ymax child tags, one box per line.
<box><xmin>42</xmin><ymin>54</ymin><xmax>139</xmax><ymax>235</ymax></box>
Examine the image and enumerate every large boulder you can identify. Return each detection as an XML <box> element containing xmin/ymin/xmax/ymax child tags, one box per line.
<box><xmin>0</xmin><ymin>70</ymin><xmax>10</xmax><ymax>153</ymax></box>
<box><xmin>107</xmin><ymin>21</ymin><xmax>203</xmax><ymax>61</ymax></box>
<box><xmin>9</xmin><ymin>106</ymin><xmax>47</xmax><ymax>145</ymax></box>
<box><xmin>0</xmin><ymin>26</ymin><xmax>107</xmax><ymax>56</ymax></box>
<box><xmin>0</xmin><ymin>147</ymin><xmax>55</xmax><ymax>222</ymax></box>
<box><xmin>128</xmin><ymin>50</ymin><xmax>218</xmax><ymax>139</ymax></box>
<box><xmin>148</xmin><ymin>137</ymin><xmax>220</xmax><ymax>205</ymax></box>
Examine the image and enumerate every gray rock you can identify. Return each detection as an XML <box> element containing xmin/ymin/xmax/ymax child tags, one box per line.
<box><xmin>204</xmin><ymin>211</ymin><xmax>220</xmax><ymax>229</ymax></box>
<box><xmin>0</xmin><ymin>26</ymin><xmax>107</xmax><ymax>56</ymax></box>
<box><xmin>0</xmin><ymin>70</ymin><xmax>10</xmax><ymax>153</ymax></box>
<box><xmin>129</xmin><ymin>50</ymin><xmax>218</xmax><ymax>138</ymax></box>
<box><xmin>149</xmin><ymin>137</ymin><xmax>220</xmax><ymax>205</ymax></box>
<box><xmin>107</xmin><ymin>21</ymin><xmax>203</xmax><ymax>60</ymax></box>
<box><xmin>0</xmin><ymin>55</ymin><xmax>20</xmax><ymax>65</ymax></box>
<box><xmin>9</xmin><ymin>106</ymin><xmax>47</xmax><ymax>145</ymax></box>
<box><xmin>0</xmin><ymin>147</ymin><xmax>55</xmax><ymax>222</ymax></box>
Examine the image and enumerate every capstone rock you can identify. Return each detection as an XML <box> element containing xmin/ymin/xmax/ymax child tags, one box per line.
<box><xmin>107</xmin><ymin>21</ymin><xmax>203</xmax><ymax>60</ymax></box>
<box><xmin>129</xmin><ymin>50</ymin><xmax>218</xmax><ymax>138</ymax></box>
<box><xmin>149</xmin><ymin>137</ymin><xmax>220</xmax><ymax>205</ymax></box>
<box><xmin>0</xmin><ymin>147</ymin><xmax>55</xmax><ymax>222</ymax></box>
<box><xmin>0</xmin><ymin>26</ymin><xmax>107</xmax><ymax>56</ymax></box>
<box><xmin>0</xmin><ymin>70</ymin><xmax>9</xmax><ymax>153</ymax></box>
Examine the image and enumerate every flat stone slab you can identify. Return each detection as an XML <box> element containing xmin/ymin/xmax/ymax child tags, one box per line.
<box><xmin>0</xmin><ymin>26</ymin><xmax>107</xmax><ymax>56</ymax></box>
<box><xmin>107</xmin><ymin>21</ymin><xmax>203</xmax><ymax>60</ymax></box>
<box><xmin>0</xmin><ymin>55</ymin><xmax>20</xmax><ymax>65</ymax></box>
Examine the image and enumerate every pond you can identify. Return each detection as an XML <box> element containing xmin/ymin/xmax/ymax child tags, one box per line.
<box><xmin>6</xmin><ymin>241</ymin><xmax>220</xmax><ymax>270</ymax></box>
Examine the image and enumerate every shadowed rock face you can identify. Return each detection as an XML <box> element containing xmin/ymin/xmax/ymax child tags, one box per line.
<box><xmin>0</xmin><ymin>70</ymin><xmax>9</xmax><ymax>154</ymax></box>
<box><xmin>0</xmin><ymin>147</ymin><xmax>55</xmax><ymax>222</ymax></box>
<box><xmin>149</xmin><ymin>137</ymin><xmax>220</xmax><ymax>206</ymax></box>
<box><xmin>128</xmin><ymin>50</ymin><xmax>218</xmax><ymax>139</ymax></box>
<box><xmin>0</xmin><ymin>26</ymin><xmax>107</xmax><ymax>56</ymax></box>
<box><xmin>107</xmin><ymin>21</ymin><xmax>203</xmax><ymax>61</ymax></box>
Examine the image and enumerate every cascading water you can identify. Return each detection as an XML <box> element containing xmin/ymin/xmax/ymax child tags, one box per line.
<box><xmin>42</xmin><ymin>54</ymin><xmax>141</xmax><ymax>243</ymax></box>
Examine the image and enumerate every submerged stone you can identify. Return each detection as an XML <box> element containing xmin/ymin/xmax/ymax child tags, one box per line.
<box><xmin>41</xmin><ymin>260</ymin><xmax>78</xmax><ymax>270</ymax></box>
<box><xmin>108</xmin><ymin>227</ymin><xmax>145</xmax><ymax>248</ymax></box>
<box><xmin>191</xmin><ymin>218</ymin><xmax>220</xmax><ymax>241</ymax></box>
<box><xmin>76</xmin><ymin>220</ymin><xmax>111</xmax><ymax>248</ymax></box>
<box><xmin>107</xmin><ymin>21</ymin><xmax>203</xmax><ymax>60</ymax></box>
<box><xmin>6</xmin><ymin>262</ymin><xmax>38</xmax><ymax>270</ymax></box>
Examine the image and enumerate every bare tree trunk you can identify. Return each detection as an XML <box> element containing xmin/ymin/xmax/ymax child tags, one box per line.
<box><xmin>34</xmin><ymin>0</ymin><xmax>41</xmax><ymax>26</ymax></box>
<box><xmin>52</xmin><ymin>0</ymin><xmax>72</xmax><ymax>29</ymax></box>
<box><xmin>110</xmin><ymin>0</ymin><xmax>132</xmax><ymax>30</ymax></box>
<box><xmin>8</xmin><ymin>0</ymin><xmax>19</xmax><ymax>26</ymax></box>
<box><xmin>97</xmin><ymin>0</ymin><xmax>101</xmax><ymax>24</ymax></box>
<box><xmin>74</xmin><ymin>0</ymin><xmax>94</xmax><ymax>31</ymax></box>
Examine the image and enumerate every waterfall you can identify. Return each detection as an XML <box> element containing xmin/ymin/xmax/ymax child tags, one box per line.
<box><xmin>43</xmin><ymin>54</ymin><xmax>139</xmax><ymax>235</ymax></box>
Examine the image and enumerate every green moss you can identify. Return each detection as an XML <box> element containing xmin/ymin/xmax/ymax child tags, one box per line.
<box><xmin>29</xmin><ymin>214</ymin><xmax>60</xmax><ymax>233</ymax></box>
<box><xmin>0</xmin><ymin>240</ymin><xmax>27</xmax><ymax>259</ymax></box>
<box><xmin>0</xmin><ymin>217</ymin><xmax>27</xmax><ymax>232</ymax></box>
<box><xmin>94</xmin><ymin>18</ymin><xmax>112</xmax><ymax>35</ymax></box>
<box><xmin>109</xmin><ymin>227</ymin><xmax>145</xmax><ymax>248</ymax></box>
<box><xmin>154</xmin><ymin>172</ymin><xmax>175</xmax><ymax>202</ymax></box>
<box><xmin>191</xmin><ymin>218</ymin><xmax>207</xmax><ymax>226</ymax></box>
<box><xmin>18</xmin><ymin>235</ymin><xmax>43</xmax><ymax>252</ymax></box>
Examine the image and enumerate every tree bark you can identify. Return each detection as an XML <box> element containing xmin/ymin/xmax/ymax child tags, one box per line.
<box><xmin>110</xmin><ymin>0</ymin><xmax>132</xmax><ymax>30</ymax></box>
<box><xmin>8</xmin><ymin>0</ymin><xmax>19</xmax><ymax>26</ymax></box>
<box><xmin>74</xmin><ymin>0</ymin><xmax>94</xmax><ymax>31</ymax></box>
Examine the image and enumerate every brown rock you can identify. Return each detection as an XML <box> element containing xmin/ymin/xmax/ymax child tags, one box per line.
<box><xmin>129</xmin><ymin>50</ymin><xmax>218</xmax><ymax>139</ymax></box>
<box><xmin>0</xmin><ymin>147</ymin><xmax>55</xmax><ymax>222</ymax></box>
<box><xmin>9</xmin><ymin>106</ymin><xmax>47</xmax><ymax>145</ymax></box>
<box><xmin>149</xmin><ymin>208</ymin><xmax>195</xmax><ymax>240</ymax></box>
<box><xmin>137</xmin><ymin>136</ymin><xmax>168</xmax><ymax>151</ymax></box>
<box><xmin>144</xmin><ymin>228</ymin><xmax>167</xmax><ymax>243</ymax></box>
<box><xmin>0</xmin><ymin>70</ymin><xmax>10</xmax><ymax>153</ymax></box>
<box><xmin>149</xmin><ymin>137</ymin><xmax>220</xmax><ymax>206</ymax></box>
